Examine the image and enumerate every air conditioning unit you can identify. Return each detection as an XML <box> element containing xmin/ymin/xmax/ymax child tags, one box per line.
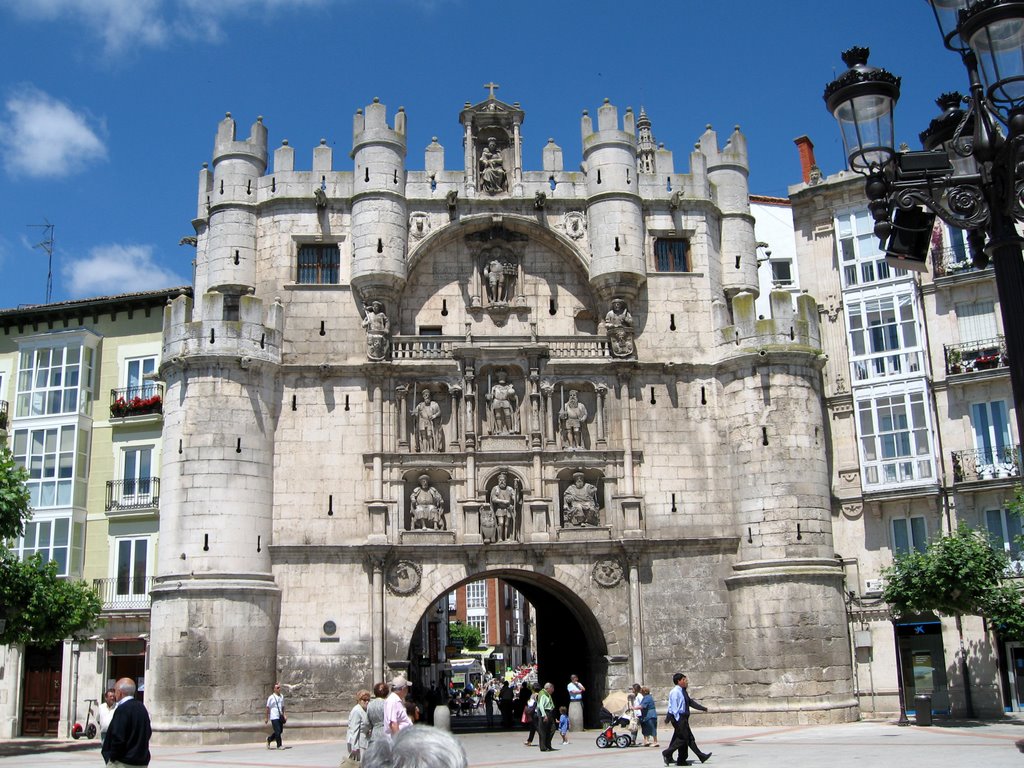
<box><xmin>863</xmin><ymin>578</ymin><xmax>884</xmax><ymax>597</ymax></box>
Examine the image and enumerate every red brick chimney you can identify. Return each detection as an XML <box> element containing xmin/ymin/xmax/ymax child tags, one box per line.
<box><xmin>794</xmin><ymin>135</ymin><xmax>816</xmax><ymax>184</ymax></box>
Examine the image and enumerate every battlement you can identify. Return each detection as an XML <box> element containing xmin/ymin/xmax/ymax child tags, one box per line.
<box><xmin>720</xmin><ymin>290</ymin><xmax>820</xmax><ymax>353</ymax></box>
<box><xmin>581</xmin><ymin>99</ymin><xmax>638</xmax><ymax>150</ymax></box>
<box><xmin>352</xmin><ymin>98</ymin><xmax>407</xmax><ymax>152</ymax></box>
<box><xmin>213</xmin><ymin>113</ymin><xmax>269</xmax><ymax>165</ymax></box>
<box><xmin>162</xmin><ymin>292</ymin><xmax>284</xmax><ymax>366</ymax></box>
<box><xmin>699</xmin><ymin>123</ymin><xmax>749</xmax><ymax>172</ymax></box>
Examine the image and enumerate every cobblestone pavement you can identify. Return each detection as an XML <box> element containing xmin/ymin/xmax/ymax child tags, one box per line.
<box><xmin>2</xmin><ymin>719</ymin><xmax>1023</xmax><ymax>767</ymax></box>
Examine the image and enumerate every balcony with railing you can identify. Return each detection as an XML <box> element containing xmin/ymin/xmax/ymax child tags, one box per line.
<box><xmin>943</xmin><ymin>336</ymin><xmax>1008</xmax><ymax>376</ymax></box>
<box><xmin>390</xmin><ymin>335</ymin><xmax>611</xmax><ymax>360</ymax></box>
<box><xmin>92</xmin><ymin>576</ymin><xmax>151</xmax><ymax>611</ymax></box>
<box><xmin>932</xmin><ymin>246</ymin><xmax>978</xmax><ymax>278</ymax></box>
<box><xmin>109</xmin><ymin>385</ymin><xmax>163</xmax><ymax>420</ymax></box>
<box><xmin>0</xmin><ymin>399</ymin><xmax>7</xmax><ymax>430</ymax></box>
<box><xmin>951</xmin><ymin>445</ymin><xmax>1021</xmax><ymax>483</ymax></box>
<box><xmin>105</xmin><ymin>477</ymin><xmax>160</xmax><ymax>513</ymax></box>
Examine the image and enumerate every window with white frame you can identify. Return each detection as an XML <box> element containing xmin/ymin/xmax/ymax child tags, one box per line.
<box><xmin>467</xmin><ymin>615</ymin><xmax>488</xmax><ymax>644</ymax></box>
<box><xmin>15</xmin><ymin>343</ymin><xmax>94</xmax><ymax>417</ymax></box>
<box><xmin>114</xmin><ymin>536</ymin><xmax>150</xmax><ymax>597</ymax></box>
<box><xmin>847</xmin><ymin>292</ymin><xmax>922</xmax><ymax>382</ymax></box>
<box><xmin>124</xmin><ymin>356</ymin><xmax>158</xmax><ymax>398</ymax></box>
<box><xmin>836</xmin><ymin>209</ymin><xmax>907</xmax><ymax>288</ymax></box>
<box><xmin>892</xmin><ymin>515</ymin><xmax>928</xmax><ymax>555</ymax></box>
<box><xmin>121</xmin><ymin>446</ymin><xmax>155</xmax><ymax>501</ymax></box>
<box><xmin>857</xmin><ymin>388</ymin><xmax>934</xmax><ymax>486</ymax></box>
<box><xmin>466</xmin><ymin>581</ymin><xmax>487</xmax><ymax>609</ymax></box>
<box><xmin>986</xmin><ymin>509</ymin><xmax>1023</xmax><ymax>565</ymax></box>
<box><xmin>12</xmin><ymin>425</ymin><xmax>87</xmax><ymax>509</ymax></box>
<box><xmin>956</xmin><ymin>301</ymin><xmax>999</xmax><ymax>343</ymax></box>
<box><xmin>13</xmin><ymin>517</ymin><xmax>72</xmax><ymax>575</ymax></box>
<box><xmin>972</xmin><ymin>401</ymin><xmax>1012</xmax><ymax>468</ymax></box>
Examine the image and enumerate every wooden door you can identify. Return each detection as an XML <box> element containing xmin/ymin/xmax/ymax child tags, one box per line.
<box><xmin>22</xmin><ymin>644</ymin><xmax>62</xmax><ymax>736</ymax></box>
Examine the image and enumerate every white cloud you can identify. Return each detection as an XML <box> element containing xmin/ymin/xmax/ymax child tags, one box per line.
<box><xmin>62</xmin><ymin>244</ymin><xmax>188</xmax><ymax>298</ymax></box>
<box><xmin>4</xmin><ymin>0</ymin><xmax>329</xmax><ymax>54</ymax></box>
<box><xmin>0</xmin><ymin>87</ymin><xmax>107</xmax><ymax>179</ymax></box>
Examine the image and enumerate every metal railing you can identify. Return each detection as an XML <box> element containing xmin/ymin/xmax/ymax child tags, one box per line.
<box><xmin>943</xmin><ymin>336</ymin><xmax>1008</xmax><ymax>376</ymax></box>
<box><xmin>105</xmin><ymin>477</ymin><xmax>160</xmax><ymax>511</ymax></box>
<box><xmin>932</xmin><ymin>246</ymin><xmax>976</xmax><ymax>278</ymax></box>
<box><xmin>109</xmin><ymin>385</ymin><xmax>163</xmax><ymax>418</ymax></box>
<box><xmin>951</xmin><ymin>445</ymin><xmax>1021</xmax><ymax>483</ymax></box>
<box><xmin>92</xmin><ymin>577</ymin><xmax>152</xmax><ymax>610</ymax></box>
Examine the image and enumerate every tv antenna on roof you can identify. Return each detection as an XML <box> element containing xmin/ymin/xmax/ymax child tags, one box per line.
<box><xmin>28</xmin><ymin>221</ymin><xmax>55</xmax><ymax>304</ymax></box>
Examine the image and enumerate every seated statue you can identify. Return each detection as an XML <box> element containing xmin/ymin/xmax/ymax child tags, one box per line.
<box><xmin>563</xmin><ymin>472</ymin><xmax>600</xmax><ymax>527</ymax></box>
<box><xmin>410</xmin><ymin>474</ymin><xmax>445</xmax><ymax>530</ymax></box>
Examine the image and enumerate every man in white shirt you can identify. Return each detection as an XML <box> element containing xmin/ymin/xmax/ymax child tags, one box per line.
<box><xmin>265</xmin><ymin>682</ymin><xmax>285</xmax><ymax>750</ymax></box>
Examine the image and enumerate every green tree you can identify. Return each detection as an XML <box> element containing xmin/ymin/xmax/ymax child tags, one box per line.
<box><xmin>0</xmin><ymin>443</ymin><xmax>102</xmax><ymax>645</ymax></box>
<box><xmin>882</xmin><ymin>522</ymin><xmax>1024</xmax><ymax>718</ymax></box>
<box><xmin>448</xmin><ymin>621</ymin><xmax>483</xmax><ymax>650</ymax></box>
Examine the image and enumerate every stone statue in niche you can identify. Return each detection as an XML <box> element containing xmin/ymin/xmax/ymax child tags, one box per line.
<box><xmin>485</xmin><ymin>369</ymin><xmax>520</xmax><ymax>435</ymax></box>
<box><xmin>563</xmin><ymin>471</ymin><xmax>600</xmax><ymax>527</ymax></box>
<box><xmin>362</xmin><ymin>301</ymin><xmax>390</xmax><ymax>361</ymax></box>
<box><xmin>558</xmin><ymin>389</ymin><xmax>588</xmax><ymax>450</ymax></box>
<box><xmin>605</xmin><ymin>297</ymin><xmax>635</xmax><ymax>358</ymax></box>
<box><xmin>479</xmin><ymin>137</ymin><xmax>507</xmax><ymax>194</ymax></box>
<box><xmin>488</xmin><ymin>472</ymin><xmax>518</xmax><ymax>542</ymax></box>
<box><xmin>483</xmin><ymin>252</ymin><xmax>517</xmax><ymax>305</ymax></box>
<box><xmin>413</xmin><ymin>389</ymin><xmax>442</xmax><ymax>453</ymax></box>
<box><xmin>410</xmin><ymin>474</ymin><xmax>445</xmax><ymax>530</ymax></box>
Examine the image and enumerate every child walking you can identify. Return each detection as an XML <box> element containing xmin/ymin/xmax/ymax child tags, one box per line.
<box><xmin>558</xmin><ymin>706</ymin><xmax>569</xmax><ymax>744</ymax></box>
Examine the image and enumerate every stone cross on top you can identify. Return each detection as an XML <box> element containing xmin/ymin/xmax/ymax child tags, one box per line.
<box><xmin>484</xmin><ymin>82</ymin><xmax>500</xmax><ymax>100</ymax></box>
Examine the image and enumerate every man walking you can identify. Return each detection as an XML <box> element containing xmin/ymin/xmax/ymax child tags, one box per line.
<box><xmin>663</xmin><ymin>673</ymin><xmax>711</xmax><ymax>766</ymax></box>
<box><xmin>101</xmin><ymin>678</ymin><xmax>151</xmax><ymax>768</ymax></box>
<box><xmin>535</xmin><ymin>682</ymin><xmax>556</xmax><ymax>751</ymax></box>
<box><xmin>265</xmin><ymin>682</ymin><xmax>286</xmax><ymax>749</ymax></box>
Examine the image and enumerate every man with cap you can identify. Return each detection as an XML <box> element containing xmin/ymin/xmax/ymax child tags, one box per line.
<box><xmin>384</xmin><ymin>675</ymin><xmax>414</xmax><ymax>735</ymax></box>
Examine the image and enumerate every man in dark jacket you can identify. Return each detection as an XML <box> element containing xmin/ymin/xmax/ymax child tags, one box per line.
<box><xmin>663</xmin><ymin>673</ymin><xmax>711</xmax><ymax>766</ymax></box>
<box><xmin>101</xmin><ymin>677</ymin><xmax>151</xmax><ymax>767</ymax></box>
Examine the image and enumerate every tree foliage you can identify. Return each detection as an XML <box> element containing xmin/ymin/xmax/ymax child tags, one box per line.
<box><xmin>0</xmin><ymin>552</ymin><xmax>103</xmax><ymax>646</ymax></box>
<box><xmin>448</xmin><ymin>621</ymin><xmax>483</xmax><ymax>650</ymax></box>
<box><xmin>882</xmin><ymin>521</ymin><xmax>1024</xmax><ymax>640</ymax></box>
<box><xmin>0</xmin><ymin>442</ymin><xmax>102</xmax><ymax>645</ymax></box>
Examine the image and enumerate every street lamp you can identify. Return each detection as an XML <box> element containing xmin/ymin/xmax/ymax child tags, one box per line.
<box><xmin>823</xmin><ymin>0</ymin><xmax>1024</xmax><ymax>486</ymax></box>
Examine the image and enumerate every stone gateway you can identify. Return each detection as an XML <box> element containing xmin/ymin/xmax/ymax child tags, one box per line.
<box><xmin>146</xmin><ymin>91</ymin><xmax>856</xmax><ymax>743</ymax></box>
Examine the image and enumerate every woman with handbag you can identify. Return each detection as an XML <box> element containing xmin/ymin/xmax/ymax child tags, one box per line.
<box><xmin>345</xmin><ymin>690</ymin><xmax>371</xmax><ymax>764</ymax></box>
<box><xmin>265</xmin><ymin>682</ymin><xmax>286</xmax><ymax>750</ymax></box>
<box><xmin>521</xmin><ymin>685</ymin><xmax>539</xmax><ymax>746</ymax></box>
<box><xmin>366</xmin><ymin>683</ymin><xmax>390</xmax><ymax>745</ymax></box>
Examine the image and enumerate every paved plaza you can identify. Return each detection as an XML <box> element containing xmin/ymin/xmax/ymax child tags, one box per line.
<box><xmin>2</xmin><ymin>719</ymin><xmax>1024</xmax><ymax>768</ymax></box>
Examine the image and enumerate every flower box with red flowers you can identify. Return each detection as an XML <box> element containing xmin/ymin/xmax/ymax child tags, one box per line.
<box><xmin>110</xmin><ymin>394</ymin><xmax>162</xmax><ymax>418</ymax></box>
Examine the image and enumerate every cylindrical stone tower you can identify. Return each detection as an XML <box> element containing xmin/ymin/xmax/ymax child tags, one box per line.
<box><xmin>351</xmin><ymin>98</ymin><xmax>409</xmax><ymax>303</ymax></box>
<box><xmin>582</xmin><ymin>99</ymin><xmax>646</xmax><ymax>302</ymax></box>
<box><xmin>720</xmin><ymin>291</ymin><xmax>856</xmax><ymax>723</ymax></box>
<box><xmin>198</xmin><ymin>113</ymin><xmax>267</xmax><ymax>297</ymax></box>
<box><xmin>702</xmin><ymin>125</ymin><xmax>758</xmax><ymax>298</ymax></box>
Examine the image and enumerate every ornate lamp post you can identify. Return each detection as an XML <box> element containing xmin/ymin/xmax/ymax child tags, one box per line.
<box><xmin>824</xmin><ymin>0</ymin><xmax>1024</xmax><ymax>475</ymax></box>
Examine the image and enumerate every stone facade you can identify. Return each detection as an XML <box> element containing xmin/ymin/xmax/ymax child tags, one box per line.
<box><xmin>148</xmin><ymin>93</ymin><xmax>857</xmax><ymax>743</ymax></box>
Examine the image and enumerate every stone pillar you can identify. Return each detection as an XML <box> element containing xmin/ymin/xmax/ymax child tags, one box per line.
<box><xmin>529</xmin><ymin>370</ymin><xmax>542</xmax><ymax>448</ymax></box>
<box><xmin>568</xmin><ymin>701</ymin><xmax>584</xmax><ymax>732</ymax></box>
<box><xmin>396</xmin><ymin>383</ymin><xmax>409</xmax><ymax>450</ymax></box>
<box><xmin>541</xmin><ymin>382</ymin><xmax>554</xmax><ymax>446</ymax></box>
<box><xmin>447</xmin><ymin>383</ymin><xmax>462</xmax><ymax>451</ymax></box>
<box><xmin>627</xmin><ymin>554</ymin><xmax>644</xmax><ymax>684</ymax></box>
<box><xmin>618</xmin><ymin>374</ymin><xmax>635</xmax><ymax>495</ymax></box>
<box><xmin>595</xmin><ymin>383</ymin><xmax>608</xmax><ymax>446</ymax></box>
<box><xmin>371</xmin><ymin>558</ymin><xmax>385</xmax><ymax>682</ymax></box>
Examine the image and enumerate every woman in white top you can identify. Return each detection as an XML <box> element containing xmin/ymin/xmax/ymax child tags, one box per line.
<box><xmin>347</xmin><ymin>689</ymin><xmax>371</xmax><ymax>761</ymax></box>
<box><xmin>96</xmin><ymin>689</ymin><xmax>116</xmax><ymax>740</ymax></box>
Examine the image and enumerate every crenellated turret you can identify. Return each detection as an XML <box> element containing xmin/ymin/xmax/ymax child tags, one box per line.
<box><xmin>148</xmin><ymin>290</ymin><xmax>283</xmax><ymax>738</ymax></box>
<box><xmin>351</xmin><ymin>98</ymin><xmax>409</xmax><ymax>302</ymax></box>
<box><xmin>701</xmin><ymin>124</ymin><xmax>758</xmax><ymax>299</ymax></box>
<box><xmin>581</xmin><ymin>99</ymin><xmax>646</xmax><ymax>301</ymax></box>
<box><xmin>200</xmin><ymin>113</ymin><xmax>268</xmax><ymax>297</ymax></box>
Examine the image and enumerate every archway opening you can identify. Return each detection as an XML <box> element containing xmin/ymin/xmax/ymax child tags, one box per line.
<box><xmin>404</xmin><ymin>569</ymin><xmax>608</xmax><ymax>732</ymax></box>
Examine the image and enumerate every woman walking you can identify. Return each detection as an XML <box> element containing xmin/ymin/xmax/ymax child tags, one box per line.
<box><xmin>365</xmin><ymin>683</ymin><xmax>389</xmax><ymax>745</ymax></box>
<box><xmin>346</xmin><ymin>690</ymin><xmax>371</xmax><ymax>762</ymax></box>
<box><xmin>639</xmin><ymin>685</ymin><xmax>659</xmax><ymax>747</ymax></box>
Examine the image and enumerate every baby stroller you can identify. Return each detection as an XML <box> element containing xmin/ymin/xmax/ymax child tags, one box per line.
<box><xmin>595</xmin><ymin>707</ymin><xmax>632</xmax><ymax>748</ymax></box>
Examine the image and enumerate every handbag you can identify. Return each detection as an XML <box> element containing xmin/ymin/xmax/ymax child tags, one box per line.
<box><xmin>281</xmin><ymin>714</ymin><xmax>287</xmax><ymax>725</ymax></box>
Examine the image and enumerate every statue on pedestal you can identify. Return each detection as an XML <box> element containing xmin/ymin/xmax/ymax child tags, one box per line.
<box><xmin>488</xmin><ymin>472</ymin><xmax>517</xmax><ymax>542</ymax></box>
<box><xmin>479</xmin><ymin>138</ymin><xmax>507</xmax><ymax>195</ymax></box>
<box><xmin>558</xmin><ymin>390</ymin><xmax>588</xmax><ymax>450</ymax></box>
<box><xmin>362</xmin><ymin>301</ymin><xmax>390</xmax><ymax>361</ymax></box>
<box><xmin>605</xmin><ymin>298</ymin><xmax>635</xmax><ymax>358</ymax></box>
<box><xmin>563</xmin><ymin>472</ymin><xmax>600</xmax><ymax>527</ymax></box>
<box><xmin>410</xmin><ymin>475</ymin><xmax>445</xmax><ymax>530</ymax></box>
<box><xmin>486</xmin><ymin>370</ymin><xmax>519</xmax><ymax>435</ymax></box>
<box><xmin>413</xmin><ymin>389</ymin><xmax>442</xmax><ymax>453</ymax></box>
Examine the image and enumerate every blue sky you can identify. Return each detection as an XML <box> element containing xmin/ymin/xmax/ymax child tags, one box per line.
<box><xmin>0</xmin><ymin>0</ymin><xmax>967</xmax><ymax>310</ymax></box>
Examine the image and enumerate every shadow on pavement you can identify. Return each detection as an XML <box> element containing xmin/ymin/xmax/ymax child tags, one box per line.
<box><xmin>0</xmin><ymin>739</ymin><xmax>101</xmax><ymax>757</ymax></box>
